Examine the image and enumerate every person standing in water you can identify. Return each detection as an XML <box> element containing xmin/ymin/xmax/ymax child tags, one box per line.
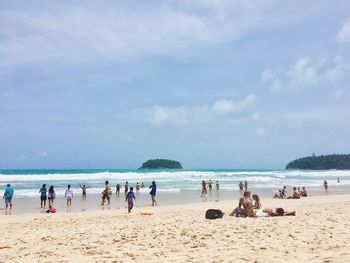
<box><xmin>79</xmin><ymin>184</ymin><xmax>89</xmax><ymax>199</ymax></box>
<box><xmin>337</xmin><ymin>177</ymin><xmax>340</xmax><ymax>183</ymax></box>
<box><xmin>244</xmin><ymin>180</ymin><xmax>248</xmax><ymax>191</ymax></box>
<box><xmin>102</xmin><ymin>181</ymin><xmax>111</xmax><ymax>206</ymax></box>
<box><xmin>39</xmin><ymin>184</ymin><xmax>47</xmax><ymax>209</ymax></box>
<box><xmin>208</xmin><ymin>180</ymin><xmax>213</xmax><ymax>191</ymax></box>
<box><xmin>216</xmin><ymin>181</ymin><xmax>220</xmax><ymax>191</ymax></box>
<box><xmin>324</xmin><ymin>180</ymin><xmax>328</xmax><ymax>192</ymax></box>
<box><xmin>3</xmin><ymin>184</ymin><xmax>14</xmax><ymax>211</ymax></box>
<box><xmin>116</xmin><ymin>184</ymin><xmax>120</xmax><ymax>195</ymax></box>
<box><xmin>201</xmin><ymin>180</ymin><xmax>207</xmax><ymax>197</ymax></box>
<box><xmin>65</xmin><ymin>184</ymin><xmax>73</xmax><ymax>207</ymax></box>
<box><xmin>149</xmin><ymin>181</ymin><xmax>157</xmax><ymax>206</ymax></box>
<box><xmin>136</xmin><ymin>182</ymin><xmax>140</xmax><ymax>192</ymax></box>
<box><xmin>124</xmin><ymin>182</ymin><xmax>129</xmax><ymax>196</ymax></box>
<box><xmin>48</xmin><ymin>185</ymin><xmax>56</xmax><ymax>206</ymax></box>
<box><xmin>126</xmin><ymin>187</ymin><xmax>136</xmax><ymax>213</ymax></box>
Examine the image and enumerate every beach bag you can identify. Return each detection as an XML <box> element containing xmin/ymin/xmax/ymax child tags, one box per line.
<box><xmin>205</xmin><ymin>209</ymin><xmax>223</xmax><ymax>219</ymax></box>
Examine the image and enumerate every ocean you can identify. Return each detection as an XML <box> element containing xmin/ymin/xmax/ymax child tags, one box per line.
<box><xmin>1</xmin><ymin>169</ymin><xmax>350</xmax><ymax>198</ymax></box>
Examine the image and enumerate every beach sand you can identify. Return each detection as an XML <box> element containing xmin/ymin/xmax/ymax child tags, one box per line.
<box><xmin>0</xmin><ymin>194</ymin><xmax>350</xmax><ymax>263</ymax></box>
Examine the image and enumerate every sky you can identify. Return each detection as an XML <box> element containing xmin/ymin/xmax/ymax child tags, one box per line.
<box><xmin>1</xmin><ymin>0</ymin><xmax>350</xmax><ymax>169</ymax></box>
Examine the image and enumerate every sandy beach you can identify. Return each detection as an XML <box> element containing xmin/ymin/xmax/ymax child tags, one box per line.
<box><xmin>1</xmin><ymin>194</ymin><xmax>350</xmax><ymax>262</ymax></box>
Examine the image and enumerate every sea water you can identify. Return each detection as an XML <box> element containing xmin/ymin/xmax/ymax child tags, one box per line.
<box><xmin>1</xmin><ymin>169</ymin><xmax>350</xmax><ymax>197</ymax></box>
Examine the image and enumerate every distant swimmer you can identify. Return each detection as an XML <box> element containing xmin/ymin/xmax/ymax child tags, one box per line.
<box><xmin>208</xmin><ymin>180</ymin><xmax>213</xmax><ymax>191</ymax></box>
<box><xmin>116</xmin><ymin>184</ymin><xmax>120</xmax><ymax>195</ymax></box>
<box><xmin>201</xmin><ymin>180</ymin><xmax>207</xmax><ymax>197</ymax></box>
<box><xmin>149</xmin><ymin>181</ymin><xmax>157</xmax><ymax>206</ymax></box>
<box><xmin>39</xmin><ymin>184</ymin><xmax>48</xmax><ymax>209</ymax></box>
<box><xmin>337</xmin><ymin>177</ymin><xmax>340</xmax><ymax>183</ymax></box>
<box><xmin>141</xmin><ymin>182</ymin><xmax>145</xmax><ymax>188</ymax></box>
<box><xmin>65</xmin><ymin>184</ymin><xmax>73</xmax><ymax>207</ymax></box>
<box><xmin>79</xmin><ymin>184</ymin><xmax>90</xmax><ymax>199</ymax></box>
<box><xmin>216</xmin><ymin>181</ymin><xmax>219</xmax><ymax>191</ymax></box>
<box><xmin>324</xmin><ymin>180</ymin><xmax>328</xmax><ymax>192</ymax></box>
<box><xmin>136</xmin><ymin>182</ymin><xmax>140</xmax><ymax>191</ymax></box>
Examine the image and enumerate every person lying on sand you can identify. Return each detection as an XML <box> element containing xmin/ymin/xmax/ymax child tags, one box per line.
<box><xmin>229</xmin><ymin>191</ymin><xmax>254</xmax><ymax>217</ymax></box>
<box><xmin>264</xmin><ymin>208</ymin><xmax>296</xmax><ymax>217</ymax></box>
<box><xmin>287</xmin><ymin>187</ymin><xmax>301</xmax><ymax>199</ymax></box>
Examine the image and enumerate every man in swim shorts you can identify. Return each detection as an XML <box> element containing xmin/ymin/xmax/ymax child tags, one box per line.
<box><xmin>3</xmin><ymin>184</ymin><xmax>14</xmax><ymax>210</ymax></box>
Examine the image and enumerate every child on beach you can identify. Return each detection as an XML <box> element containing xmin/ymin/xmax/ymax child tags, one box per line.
<box><xmin>65</xmin><ymin>184</ymin><xmax>73</xmax><ymax>207</ymax></box>
<box><xmin>39</xmin><ymin>184</ymin><xmax>47</xmax><ymax>208</ymax></box>
<box><xmin>252</xmin><ymin>194</ymin><xmax>262</xmax><ymax>209</ymax></box>
<box><xmin>126</xmin><ymin>187</ymin><xmax>136</xmax><ymax>213</ymax></box>
<box><xmin>48</xmin><ymin>185</ymin><xmax>56</xmax><ymax>206</ymax></box>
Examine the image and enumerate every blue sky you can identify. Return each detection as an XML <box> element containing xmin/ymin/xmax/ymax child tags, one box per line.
<box><xmin>1</xmin><ymin>0</ymin><xmax>350</xmax><ymax>169</ymax></box>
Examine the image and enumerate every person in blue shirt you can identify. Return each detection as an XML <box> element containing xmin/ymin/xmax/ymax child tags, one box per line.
<box><xmin>3</xmin><ymin>184</ymin><xmax>14</xmax><ymax>210</ymax></box>
<box><xmin>39</xmin><ymin>184</ymin><xmax>48</xmax><ymax>209</ymax></box>
<box><xmin>149</xmin><ymin>181</ymin><xmax>157</xmax><ymax>206</ymax></box>
<box><xmin>126</xmin><ymin>187</ymin><xmax>136</xmax><ymax>213</ymax></box>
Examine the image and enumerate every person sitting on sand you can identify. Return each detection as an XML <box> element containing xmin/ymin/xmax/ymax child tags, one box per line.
<box><xmin>300</xmin><ymin>186</ymin><xmax>308</xmax><ymax>197</ymax></box>
<box><xmin>252</xmin><ymin>194</ymin><xmax>262</xmax><ymax>209</ymax></box>
<box><xmin>287</xmin><ymin>187</ymin><xmax>301</xmax><ymax>199</ymax></box>
<box><xmin>229</xmin><ymin>191</ymin><xmax>254</xmax><ymax>217</ymax></box>
<box><xmin>273</xmin><ymin>189</ymin><xmax>282</xmax><ymax>199</ymax></box>
<box><xmin>126</xmin><ymin>187</ymin><xmax>136</xmax><ymax>213</ymax></box>
<box><xmin>45</xmin><ymin>205</ymin><xmax>56</xmax><ymax>213</ymax></box>
<box><xmin>79</xmin><ymin>184</ymin><xmax>89</xmax><ymax>199</ymax></box>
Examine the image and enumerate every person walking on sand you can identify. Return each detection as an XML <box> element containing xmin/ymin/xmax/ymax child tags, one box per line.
<box><xmin>149</xmin><ymin>181</ymin><xmax>157</xmax><ymax>206</ymax></box>
<box><xmin>216</xmin><ymin>180</ymin><xmax>219</xmax><ymax>191</ymax></box>
<box><xmin>48</xmin><ymin>185</ymin><xmax>56</xmax><ymax>206</ymax></box>
<box><xmin>126</xmin><ymin>187</ymin><xmax>136</xmax><ymax>213</ymax></box>
<box><xmin>39</xmin><ymin>184</ymin><xmax>48</xmax><ymax>209</ymax></box>
<box><xmin>65</xmin><ymin>184</ymin><xmax>73</xmax><ymax>207</ymax></box>
<box><xmin>79</xmin><ymin>184</ymin><xmax>89</xmax><ymax>199</ymax></box>
<box><xmin>324</xmin><ymin>180</ymin><xmax>328</xmax><ymax>192</ymax></box>
<box><xmin>201</xmin><ymin>180</ymin><xmax>207</xmax><ymax>197</ymax></box>
<box><xmin>102</xmin><ymin>180</ymin><xmax>111</xmax><ymax>206</ymax></box>
<box><xmin>3</xmin><ymin>184</ymin><xmax>14</xmax><ymax>211</ymax></box>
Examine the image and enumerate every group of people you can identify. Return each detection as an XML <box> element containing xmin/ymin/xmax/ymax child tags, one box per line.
<box><xmin>201</xmin><ymin>180</ymin><xmax>220</xmax><ymax>197</ymax></box>
<box><xmin>230</xmin><ymin>191</ymin><xmax>296</xmax><ymax>218</ymax></box>
<box><xmin>273</xmin><ymin>186</ymin><xmax>308</xmax><ymax>199</ymax></box>
<box><xmin>2</xmin><ymin>181</ymin><xmax>158</xmax><ymax>213</ymax></box>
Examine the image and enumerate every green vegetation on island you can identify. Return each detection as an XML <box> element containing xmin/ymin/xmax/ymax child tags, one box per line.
<box><xmin>139</xmin><ymin>159</ymin><xmax>183</xmax><ymax>170</ymax></box>
<box><xmin>286</xmin><ymin>154</ymin><xmax>350</xmax><ymax>170</ymax></box>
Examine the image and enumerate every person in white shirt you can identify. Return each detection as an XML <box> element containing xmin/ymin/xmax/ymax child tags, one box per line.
<box><xmin>65</xmin><ymin>184</ymin><xmax>73</xmax><ymax>207</ymax></box>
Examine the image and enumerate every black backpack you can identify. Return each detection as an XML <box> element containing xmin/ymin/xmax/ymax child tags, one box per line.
<box><xmin>205</xmin><ymin>209</ymin><xmax>224</xmax><ymax>219</ymax></box>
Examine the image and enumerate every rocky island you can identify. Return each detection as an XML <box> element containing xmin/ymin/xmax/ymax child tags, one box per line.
<box><xmin>286</xmin><ymin>154</ymin><xmax>350</xmax><ymax>170</ymax></box>
<box><xmin>139</xmin><ymin>159</ymin><xmax>183</xmax><ymax>170</ymax></box>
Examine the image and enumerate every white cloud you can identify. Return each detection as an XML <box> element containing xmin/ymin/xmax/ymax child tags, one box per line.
<box><xmin>337</xmin><ymin>18</ymin><xmax>350</xmax><ymax>44</ymax></box>
<box><xmin>0</xmin><ymin>1</ymin><xmax>335</xmax><ymax>70</ymax></box>
<box><xmin>143</xmin><ymin>94</ymin><xmax>257</xmax><ymax>125</ymax></box>
<box><xmin>256</xmin><ymin>126</ymin><xmax>267</xmax><ymax>137</ymax></box>
<box><xmin>261</xmin><ymin>56</ymin><xmax>349</xmax><ymax>91</ymax></box>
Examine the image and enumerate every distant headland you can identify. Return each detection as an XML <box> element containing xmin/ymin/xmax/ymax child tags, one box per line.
<box><xmin>139</xmin><ymin>159</ymin><xmax>183</xmax><ymax>170</ymax></box>
<box><xmin>286</xmin><ymin>154</ymin><xmax>350</xmax><ymax>170</ymax></box>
